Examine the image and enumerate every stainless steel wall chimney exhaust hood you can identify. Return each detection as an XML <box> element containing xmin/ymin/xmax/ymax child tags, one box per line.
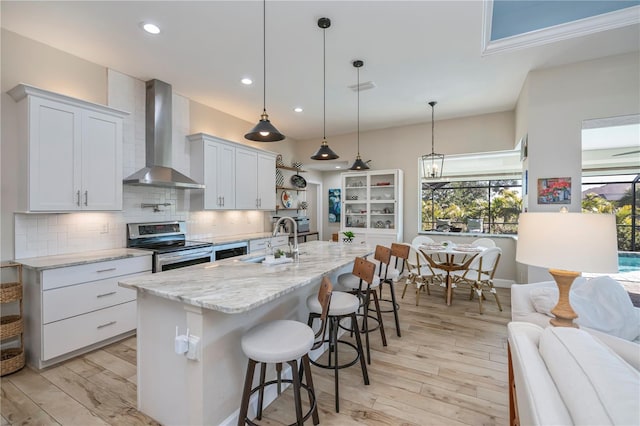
<box><xmin>123</xmin><ymin>79</ymin><xmax>204</xmax><ymax>189</ymax></box>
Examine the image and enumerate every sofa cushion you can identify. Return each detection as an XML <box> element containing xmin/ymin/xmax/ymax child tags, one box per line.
<box><xmin>529</xmin><ymin>276</ymin><xmax>640</xmax><ymax>341</ymax></box>
<box><xmin>539</xmin><ymin>327</ymin><xmax>640</xmax><ymax>426</ymax></box>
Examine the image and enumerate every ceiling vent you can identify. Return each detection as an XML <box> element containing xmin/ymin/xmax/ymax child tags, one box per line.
<box><xmin>348</xmin><ymin>81</ymin><xmax>376</xmax><ymax>92</ymax></box>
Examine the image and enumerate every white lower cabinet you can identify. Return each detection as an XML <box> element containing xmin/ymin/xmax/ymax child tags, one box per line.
<box><xmin>249</xmin><ymin>236</ymin><xmax>288</xmax><ymax>253</ymax></box>
<box><xmin>24</xmin><ymin>255</ymin><xmax>152</xmax><ymax>369</ymax></box>
<box><xmin>42</xmin><ymin>301</ymin><xmax>136</xmax><ymax>361</ymax></box>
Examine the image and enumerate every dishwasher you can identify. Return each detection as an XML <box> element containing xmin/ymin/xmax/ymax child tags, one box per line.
<box><xmin>212</xmin><ymin>241</ymin><xmax>248</xmax><ymax>260</ymax></box>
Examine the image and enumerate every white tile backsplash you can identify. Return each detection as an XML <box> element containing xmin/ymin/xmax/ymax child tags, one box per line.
<box><xmin>13</xmin><ymin>70</ymin><xmax>268</xmax><ymax>260</ymax></box>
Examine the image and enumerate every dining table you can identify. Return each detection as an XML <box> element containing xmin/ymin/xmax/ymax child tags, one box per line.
<box><xmin>419</xmin><ymin>243</ymin><xmax>485</xmax><ymax>306</ymax></box>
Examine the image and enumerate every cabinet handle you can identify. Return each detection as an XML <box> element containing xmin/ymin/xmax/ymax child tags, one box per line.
<box><xmin>96</xmin><ymin>291</ymin><xmax>117</xmax><ymax>298</ymax></box>
<box><xmin>84</xmin><ymin>190</ymin><xmax>88</xmax><ymax>206</ymax></box>
<box><xmin>76</xmin><ymin>190</ymin><xmax>81</xmax><ymax>206</ymax></box>
<box><xmin>97</xmin><ymin>321</ymin><xmax>117</xmax><ymax>329</ymax></box>
<box><xmin>96</xmin><ymin>267</ymin><xmax>117</xmax><ymax>273</ymax></box>
<box><xmin>222</xmin><ymin>196</ymin><xmax>225</xmax><ymax>206</ymax></box>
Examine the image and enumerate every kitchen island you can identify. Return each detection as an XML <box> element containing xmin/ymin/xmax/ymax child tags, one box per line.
<box><xmin>119</xmin><ymin>240</ymin><xmax>374</xmax><ymax>426</ymax></box>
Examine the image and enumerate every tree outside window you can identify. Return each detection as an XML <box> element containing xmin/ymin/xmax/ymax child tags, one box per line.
<box><xmin>582</xmin><ymin>174</ymin><xmax>639</xmax><ymax>252</ymax></box>
<box><xmin>421</xmin><ymin>179</ymin><xmax>522</xmax><ymax>234</ymax></box>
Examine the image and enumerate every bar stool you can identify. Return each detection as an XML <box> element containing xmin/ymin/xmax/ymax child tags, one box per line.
<box><xmin>377</xmin><ymin>243</ymin><xmax>409</xmax><ymax>337</ymax></box>
<box><xmin>306</xmin><ymin>265</ymin><xmax>371</xmax><ymax>412</ymax></box>
<box><xmin>336</xmin><ymin>251</ymin><xmax>387</xmax><ymax>364</ymax></box>
<box><xmin>238</xmin><ymin>280</ymin><xmax>332</xmax><ymax>426</ymax></box>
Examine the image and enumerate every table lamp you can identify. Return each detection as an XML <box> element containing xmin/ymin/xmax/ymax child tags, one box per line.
<box><xmin>516</xmin><ymin>212</ymin><xmax>618</xmax><ymax>327</ymax></box>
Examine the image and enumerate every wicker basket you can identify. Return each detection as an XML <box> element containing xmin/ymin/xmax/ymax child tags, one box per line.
<box><xmin>1</xmin><ymin>347</ymin><xmax>25</xmax><ymax>376</ymax></box>
<box><xmin>0</xmin><ymin>282</ymin><xmax>22</xmax><ymax>303</ymax></box>
<box><xmin>0</xmin><ymin>315</ymin><xmax>23</xmax><ymax>340</ymax></box>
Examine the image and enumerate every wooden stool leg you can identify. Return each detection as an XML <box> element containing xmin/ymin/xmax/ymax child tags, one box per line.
<box><xmin>371</xmin><ymin>290</ymin><xmax>387</xmax><ymax>347</ymax></box>
<box><xmin>388</xmin><ymin>281</ymin><xmax>401</xmax><ymax>337</ymax></box>
<box><xmin>238</xmin><ymin>358</ymin><xmax>257</xmax><ymax>426</ymax></box>
<box><xmin>351</xmin><ymin>312</ymin><xmax>370</xmax><ymax>386</ymax></box>
<box><xmin>362</xmin><ymin>290</ymin><xmax>371</xmax><ymax>364</ymax></box>
<box><xmin>288</xmin><ymin>359</ymin><xmax>304</xmax><ymax>425</ymax></box>
<box><xmin>257</xmin><ymin>362</ymin><xmax>267</xmax><ymax>419</ymax></box>
<box><xmin>301</xmin><ymin>354</ymin><xmax>320</xmax><ymax>425</ymax></box>
<box><xmin>332</xmin><ymin>316</ymin><xmax>340</xmax><ymax>412</ymax></box>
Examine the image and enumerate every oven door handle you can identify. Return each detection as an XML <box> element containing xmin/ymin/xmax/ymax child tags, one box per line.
<box><xmin>156</xmin><ymin>248</ymin><xmax>213</xmax><ymax>264</ymax></box>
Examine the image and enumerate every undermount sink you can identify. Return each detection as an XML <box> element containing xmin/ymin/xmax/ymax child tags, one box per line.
<box><xmin>241</xmin><ymin>252</ymin><xmax>307</xmax><ymax>263</ymax></box>
<box><xmin>241</xmin><ymin>256</ymin><xmax>265</xmax><ymax>263</ymax></box>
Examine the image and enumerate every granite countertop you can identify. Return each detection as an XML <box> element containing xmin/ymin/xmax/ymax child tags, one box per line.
<box><xmin>17</xmin><ymin>248</ymin><xmax>152</xmax><ymax>271</ymax></box>
<box><xmin>119</xmin><ymin>240</ymin><xmax>374</xmax><ymax>314</ymax></box>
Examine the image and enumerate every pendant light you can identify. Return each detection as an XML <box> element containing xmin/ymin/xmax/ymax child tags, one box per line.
<box><xmin>245</xmin><ymin>0</ymin><xmax>285</xmax><ymax>142</ymax></box>
<box><xmin>421</xmin><ymin>101</ymin><xmax>444</xmax><ymax>179</ymax></box>
<box><xmin>311</xmin><ymin>17</ymin><xmax>339</xmax><ymax>160</ymax></box>
<box><xmin>349</xmin><ymin>60</ymin><xmax>369</xmax><ymax>170</ymax></box>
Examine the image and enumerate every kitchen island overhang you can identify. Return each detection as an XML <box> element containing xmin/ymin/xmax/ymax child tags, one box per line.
<box><xmin>119</xmin><ymin>240</ymin><xmax>375</xmax><ymax>426</ymax></box>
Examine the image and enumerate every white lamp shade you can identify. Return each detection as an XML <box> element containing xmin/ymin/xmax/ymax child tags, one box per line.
<box><xmin>516</xmin><ymin>212</ymin><xmax>618</xmax><ymax>273</ymax></box>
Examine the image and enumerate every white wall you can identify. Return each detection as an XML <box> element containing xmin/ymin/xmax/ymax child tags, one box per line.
<box><xmin>516</xmin><ymin>52</ymin><xmax>640</xmax><ymax>282</ymax></box>
<box><xmin>295</xmin><ymin>111</ymin><xmax>516</xmax><ymax>243</ymax></box>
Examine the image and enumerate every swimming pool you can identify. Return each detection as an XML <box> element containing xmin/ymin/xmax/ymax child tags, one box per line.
<box><xmin>619</xmin><ymin>252</ymin><xmax>640</xmax><ymax>272</ymax></box>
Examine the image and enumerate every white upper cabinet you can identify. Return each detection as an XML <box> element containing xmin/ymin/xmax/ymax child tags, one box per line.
<box><xmin>9</xmin><ymin>84</ymin><xmax>126</xmax><ymax>212</ymax></box>
<box><xmin>189</xmin><ymin>134</ymin><xmax>236</xmax><ymax>210</ymax></box>
<box><xmin>188</xmin><ymin>133</ymin><xmax>276</xmax><ymax>211</ymax></box>
<box><xmin>257</xmin><ymin>152</ymin><xmax>276</xmax><ymax>210</ymax></box>
<box><xmin>235</xmin><ymin>147</ymin><xmax>259</xmax><ymax>210</ymax></box>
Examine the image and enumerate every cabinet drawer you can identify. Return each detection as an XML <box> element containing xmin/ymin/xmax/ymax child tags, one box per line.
<box><xmin>42</xmin><ymin>256</ymin><xmax>151</xmax><ymax>290</ymax></box>
<box><xmin>42</xmin><ymin>273</ymin><xmax>144</xmax><ymax>324</ymax></box>
<box><xmin>272</xmin><ymin>236</ymin><xmax>288</xmax><ymax>248</ymax></box>
<box><xmin>42</xmin><ymin>301</ymin><xmax>136</xmax><ymax>361</ymax></box>
<box><xmin>249</xmin><ymin>236</ymin><xmax>289</xmax><ymax>253</ymax></box>
<box><xmin>249</xmin><ymin>238</ymin><xmax>267</xmax><ymax>252</ymax></box>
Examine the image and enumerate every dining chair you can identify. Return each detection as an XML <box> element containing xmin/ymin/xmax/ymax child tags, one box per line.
<box><xmin>402</xmin><ymin>244</ymin><xmax>444</xmax><ymax>306</ymax></box>
<box><xmin>470</xmin><ymin>238</ymin><xmax>496</xmax><ymax>248</ymax></box>
<box><xmin>451</xmin><ymin>247</ymin><xmax>502</xmax><ymax>313</ymax></box>
<box><xmin>411</xmin><ymin>235</ymin><xmax>435</xmax><ymax>246</ymax></box>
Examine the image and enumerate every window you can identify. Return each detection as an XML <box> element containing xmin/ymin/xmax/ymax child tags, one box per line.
<box><xmin>421</xmin><ymin>179</ymin><xmax>522</xmax><ymax>234</ymax></box>
<box><xmin>419</xmin><ymin>149</ymin><xmax>523</xmax><ymax>235</ymax></box>
<box><xmin>582</xmin><ymin>173</ymin><xmax>639</xmax><ymax>252</ymax></box>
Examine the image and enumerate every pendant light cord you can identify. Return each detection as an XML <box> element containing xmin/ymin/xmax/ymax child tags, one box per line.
<box><xmin>357</xmin><ymin>65</ymin><xmax>360</xmax><ymax>155</ymax></box>
<box><xmin>262</xmin><ymin>0</ymin><xmax>266</xmax><ymax>113</ymax></box>
<box><xmin>431</xmin><ymin>103</ymin><xmax>435</xmax><ymax>154</ymax></box>
<box><xmin>323</xmin><ymin>26</ymin><xmax>326</xmax><ymax>140</ymax></box>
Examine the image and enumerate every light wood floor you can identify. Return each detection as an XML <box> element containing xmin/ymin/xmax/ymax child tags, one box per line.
<box><xmin>1</xmin><ymin>283</ymin><xmax>511</xmax><ymax>426</ymax></box>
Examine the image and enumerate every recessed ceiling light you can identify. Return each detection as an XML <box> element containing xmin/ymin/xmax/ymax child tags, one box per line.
<box><xmin>241</xmin><ymin>78</ymin><xmax>253</xmax><ymax>85</ymax></box>
<box><xmin>293</xmin><ymin>107</ymin><xmax>303</xmax><ymax>113</ymax></box>
<box><xmin>335</xmin><ymin>165</ymin><xmax>341</xmax><ymax>169</ymax></box>
<box><xmin>142</xmin><ymin>23</ymin><xmax>160</xmax><ymax>34</ymax></box>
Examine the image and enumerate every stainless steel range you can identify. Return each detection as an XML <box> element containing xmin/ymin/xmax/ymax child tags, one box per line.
<box><xmin>126</xmin><ymin>221</ymin><xmax>213</xmax><ymax>272</ymax></box>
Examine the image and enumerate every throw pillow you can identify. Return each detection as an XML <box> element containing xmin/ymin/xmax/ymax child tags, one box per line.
<box><xmin>530</xmin><ymin>276</ymin><xmax>640</xmax><ymax>341</ymax></box>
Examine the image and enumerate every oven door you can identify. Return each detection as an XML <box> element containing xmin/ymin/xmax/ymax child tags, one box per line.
<box><xmin>155</xmin><ymin>247</ymin><xmax>213</xmax><ymax>272</ymax></box>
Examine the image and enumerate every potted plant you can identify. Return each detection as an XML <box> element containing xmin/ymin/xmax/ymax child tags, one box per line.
<box><xmin>342</xmin><ymin>231</ymin><xmax>355</xmax><ymax>243</ymax></box>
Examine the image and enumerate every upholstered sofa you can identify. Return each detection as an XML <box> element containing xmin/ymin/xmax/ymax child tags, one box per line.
<box><xmin>508</xmin><ymin>322</ymin><xmax>639</xmax><ymax>426</ymax></box>
<box><xmin>511</xmin><ymin>277</ymin><xmax>640</xmax><ymax>360</ymax></box>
